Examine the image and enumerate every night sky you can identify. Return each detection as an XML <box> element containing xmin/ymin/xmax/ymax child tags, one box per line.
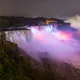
<box><xmin>0</xmin><ymin>0</ymin><xmax>80</xmax><ymax>18</ymax></box>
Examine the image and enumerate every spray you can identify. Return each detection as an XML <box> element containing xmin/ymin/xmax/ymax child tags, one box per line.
<box><xmin>5</xmin><ymin>25</ymin><xmax>80</xmax><ymax>68</ymax></box>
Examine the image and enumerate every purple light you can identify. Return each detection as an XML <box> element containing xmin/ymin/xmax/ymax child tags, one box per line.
<box><xmin>5</xmin><ymin>25</ymin><xmax>80</xmax><ymax>68</ymax></box>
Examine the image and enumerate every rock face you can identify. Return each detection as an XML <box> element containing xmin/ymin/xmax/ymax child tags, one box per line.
<box><xmin>18</xmin><ymin>47</ymin><xmax>80</xmax><ymax>80</ymax></box>
<box><xmin>38</xmin><ymin>52</ymin><xmax>80</xmax><ymax>80</ymax></box>
<box><xmin>6</xmin><ymin>41</ymin><xmax>18</xmax><ymax>51</ymax></box>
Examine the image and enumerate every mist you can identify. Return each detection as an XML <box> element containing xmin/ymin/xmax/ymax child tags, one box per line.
<box><xmin>5</xmin><ymin>26</ymin><xmax>80</xmax><ymax>68</ymax></box>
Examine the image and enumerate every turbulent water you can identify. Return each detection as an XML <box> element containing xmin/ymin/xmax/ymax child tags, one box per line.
<box><xmin>5</xmin><ymin>26</ymin><xmax>80</xmax><ymax>68</ymax></box>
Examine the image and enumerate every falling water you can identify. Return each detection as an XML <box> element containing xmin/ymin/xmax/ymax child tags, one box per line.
<box><xmin>5</xmin><ymin>26</ymin><xmax>80</xmax><ymax>68</ymax></box>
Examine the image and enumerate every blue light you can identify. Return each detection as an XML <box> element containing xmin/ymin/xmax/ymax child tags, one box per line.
<box><xmin>45</xmin><ymin>26</ymin><xmax>52</xmax><ymax>32</ymax></box>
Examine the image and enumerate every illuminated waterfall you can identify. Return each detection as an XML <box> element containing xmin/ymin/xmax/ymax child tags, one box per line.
<box><xmin>5</xmin><ymin>30</ymin><xmax>32</xmax><ymax>43</ymax></box>
<box><xmin>3</xmin><ymin>26</ymin><xmax>80</xmax><ymax>68</ymax></box>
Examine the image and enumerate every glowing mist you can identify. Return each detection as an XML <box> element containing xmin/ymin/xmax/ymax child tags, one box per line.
<box><xmin>5</xmin><ymin>26</ymin><xmax>80</xmax><ymax>68</ymax></box>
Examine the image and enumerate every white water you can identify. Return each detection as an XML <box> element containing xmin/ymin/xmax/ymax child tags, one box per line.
<box><xmin>5</xmin><ymin>26</ymin><xmax>80</xmax><ymax>68</ymax></box>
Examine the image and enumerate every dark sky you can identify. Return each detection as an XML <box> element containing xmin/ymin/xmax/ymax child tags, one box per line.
<box><xmin>0</xmin><ymin>0</ymin><xmax>80</xmax><ymax>18</ymax></box>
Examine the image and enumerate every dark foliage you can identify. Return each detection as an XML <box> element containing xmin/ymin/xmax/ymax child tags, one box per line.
<box><xmin>0</xmin><ymin>16</ymin><xmax>65</xmax><ymax>28</ymax></box>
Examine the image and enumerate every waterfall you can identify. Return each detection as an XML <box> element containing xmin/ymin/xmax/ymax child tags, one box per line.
<box><xmin>5</xmin><ymin>30</ymin><xmax>32</xmax><ymax>43</ymax></box>
<box><xmin>3</xmin><ymin>26</ymin><xmax>80</xmax><ymax>68</ymax></box>
<box><xmin>5</xmin><ymin>29</ymin><xmax>41</xmax><ymax>61</ymax></box>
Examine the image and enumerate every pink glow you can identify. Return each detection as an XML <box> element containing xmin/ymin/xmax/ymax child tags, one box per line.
<box><xmin>5</xmin><ymin>26</ymin><xmax>80</xmax><ymax>68</ymax></box>
<box><xmin>52</xmin><ymin>31</ymin><xmax>72</xmax><ymax>40</ymax></box>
